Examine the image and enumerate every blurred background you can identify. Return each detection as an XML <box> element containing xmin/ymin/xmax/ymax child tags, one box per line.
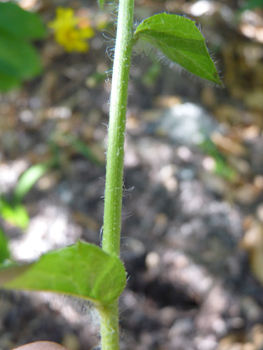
<box><xmin>1</xmin><ymin>0</ymin><xmax>263</xmax><ymax>349</ymax></box>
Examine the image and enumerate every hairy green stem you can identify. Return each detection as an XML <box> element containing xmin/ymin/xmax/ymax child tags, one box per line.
<box><xmin>102</xmin><ymin>0</ymin><xmax>134</xmax><ymax>257</ymax></box>
<box><xmin>100</xmin><ymin>0</ymin><xmax>134</xmax><ymax>350</ymax></box>
<box><xmin>99</xmin><ymin>300</ymin><xmax>119</xmax><ymax>350</ymax></box>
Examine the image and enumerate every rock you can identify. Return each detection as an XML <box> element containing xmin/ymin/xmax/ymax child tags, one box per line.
<box><xmin>155</xmin><ymin>102</ymin><xmax>219</xmax><ymax>145</ymax></box>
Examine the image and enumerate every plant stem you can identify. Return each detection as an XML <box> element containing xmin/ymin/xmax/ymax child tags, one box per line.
<box><xmin>102</xmin><ymin>0</ymin><xmax>134</xmax><ymax>257</ymax></box>
<box><xmin>99</xmin><ymin>300</ymin><xmax>119</xmax><ymax>350</ymax></box>
<box><xmin>100</xmin><ymin>0</ymin><xmax>134</xmax><ymax>349</ymax></box>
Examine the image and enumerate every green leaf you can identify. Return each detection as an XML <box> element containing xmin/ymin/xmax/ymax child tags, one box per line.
<box><xmin>0</xmin><ymin>241</ymin><xmax>126</xmax><ymax>305</ymax></box>
<box><xmin>0</xmin><ymin>2</ymin><xmax>46</xmax><ymax>40</ymax></box>
<box><xmin>0</xmin><ymin>228</ymin><xmax>10</xmax><ymax>263</ymax></box>
<box><xmin>0</xmin><ymin>2</ymin><xmax>46</xmax><ymax>92</ymax></box>
<box><xmin>0</xmin><ymin>35</ymin><xmax>42</xmax><ymax>80</ymax></box>
<box><xmin>0</xmin><ymin>198</ymin><xmax>29</xmax><ymax>229</ymax></box>
<box><xmin>14</xmin><ymin>163</ymin><xmax>51</xmax><ymax>202</ymax></box>
<box><xmin>134</xmin><ymin>13</ymin><xmax>223</xmax><ymax>86</ymax></box>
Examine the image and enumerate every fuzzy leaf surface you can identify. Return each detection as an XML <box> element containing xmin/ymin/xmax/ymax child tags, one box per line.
<box><xmin>0</xmin><ymin>241</ymin><xmax>126</xmax><ymax>305</ymax></box>
<box><xmin>134</xmin><ymin>13</ymin><xmax>222</xmax><ymax>86</ymax></box>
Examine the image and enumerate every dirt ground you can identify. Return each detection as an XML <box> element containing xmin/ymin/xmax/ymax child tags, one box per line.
<box><xmin>1</xmin><ymin>0</ymin><xmax>263</xmax><ymax>349</ymax></box>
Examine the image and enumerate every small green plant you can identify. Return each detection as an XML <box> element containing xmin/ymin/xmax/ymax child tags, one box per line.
<box><xmin>0</xmin><ymin>1</ymin><xmax>222</xmax><ymax>350</ymax></box>
<box><xmin>0</xmin><ymin>162</ymin><xmax>52</xmax><ymax>230</ymax></box>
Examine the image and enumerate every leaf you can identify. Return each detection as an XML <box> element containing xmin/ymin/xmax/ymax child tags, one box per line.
<box><xmin>0</xmin><ymin>2</ymin><xmax>46</xmax><ymax>92</ymax></box>
<box><xmin>0</xmin><ymin>198</ymin><xmax>29</xmax><ymax>229</ymax></box>
<box><xmin>134</xmin><ymin>13</ymin><xmax>223</xmax><ymax>86</ymax></box>
<box><xmin>0</xmin><ymin>2</ymin><xmax>46</xmax><ymax>40</ymax></box>
<box><xmin>14</xmin><ymin>163</ymin><xmax>51</xmax><ymax>202</ymax></box>
<box><xmin>0</xmin><ymin>228</ymin><xmax>10</xmax><ymax>263</ymax></box>
<box><xmin>0</xmin><ymin>241</ymin><xmax>126</xmax><ymax>305</ymax></box>
<box><xmin>0</xmin><ymin>35</ymin><xmax>42</xmax><ymax>80</ymax></box>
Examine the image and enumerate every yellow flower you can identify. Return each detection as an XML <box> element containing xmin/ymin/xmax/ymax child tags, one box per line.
<box><xmin>48</xmin><ymin>7</ymin><xmax>94</xmax><ymax>53</ymax></box>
